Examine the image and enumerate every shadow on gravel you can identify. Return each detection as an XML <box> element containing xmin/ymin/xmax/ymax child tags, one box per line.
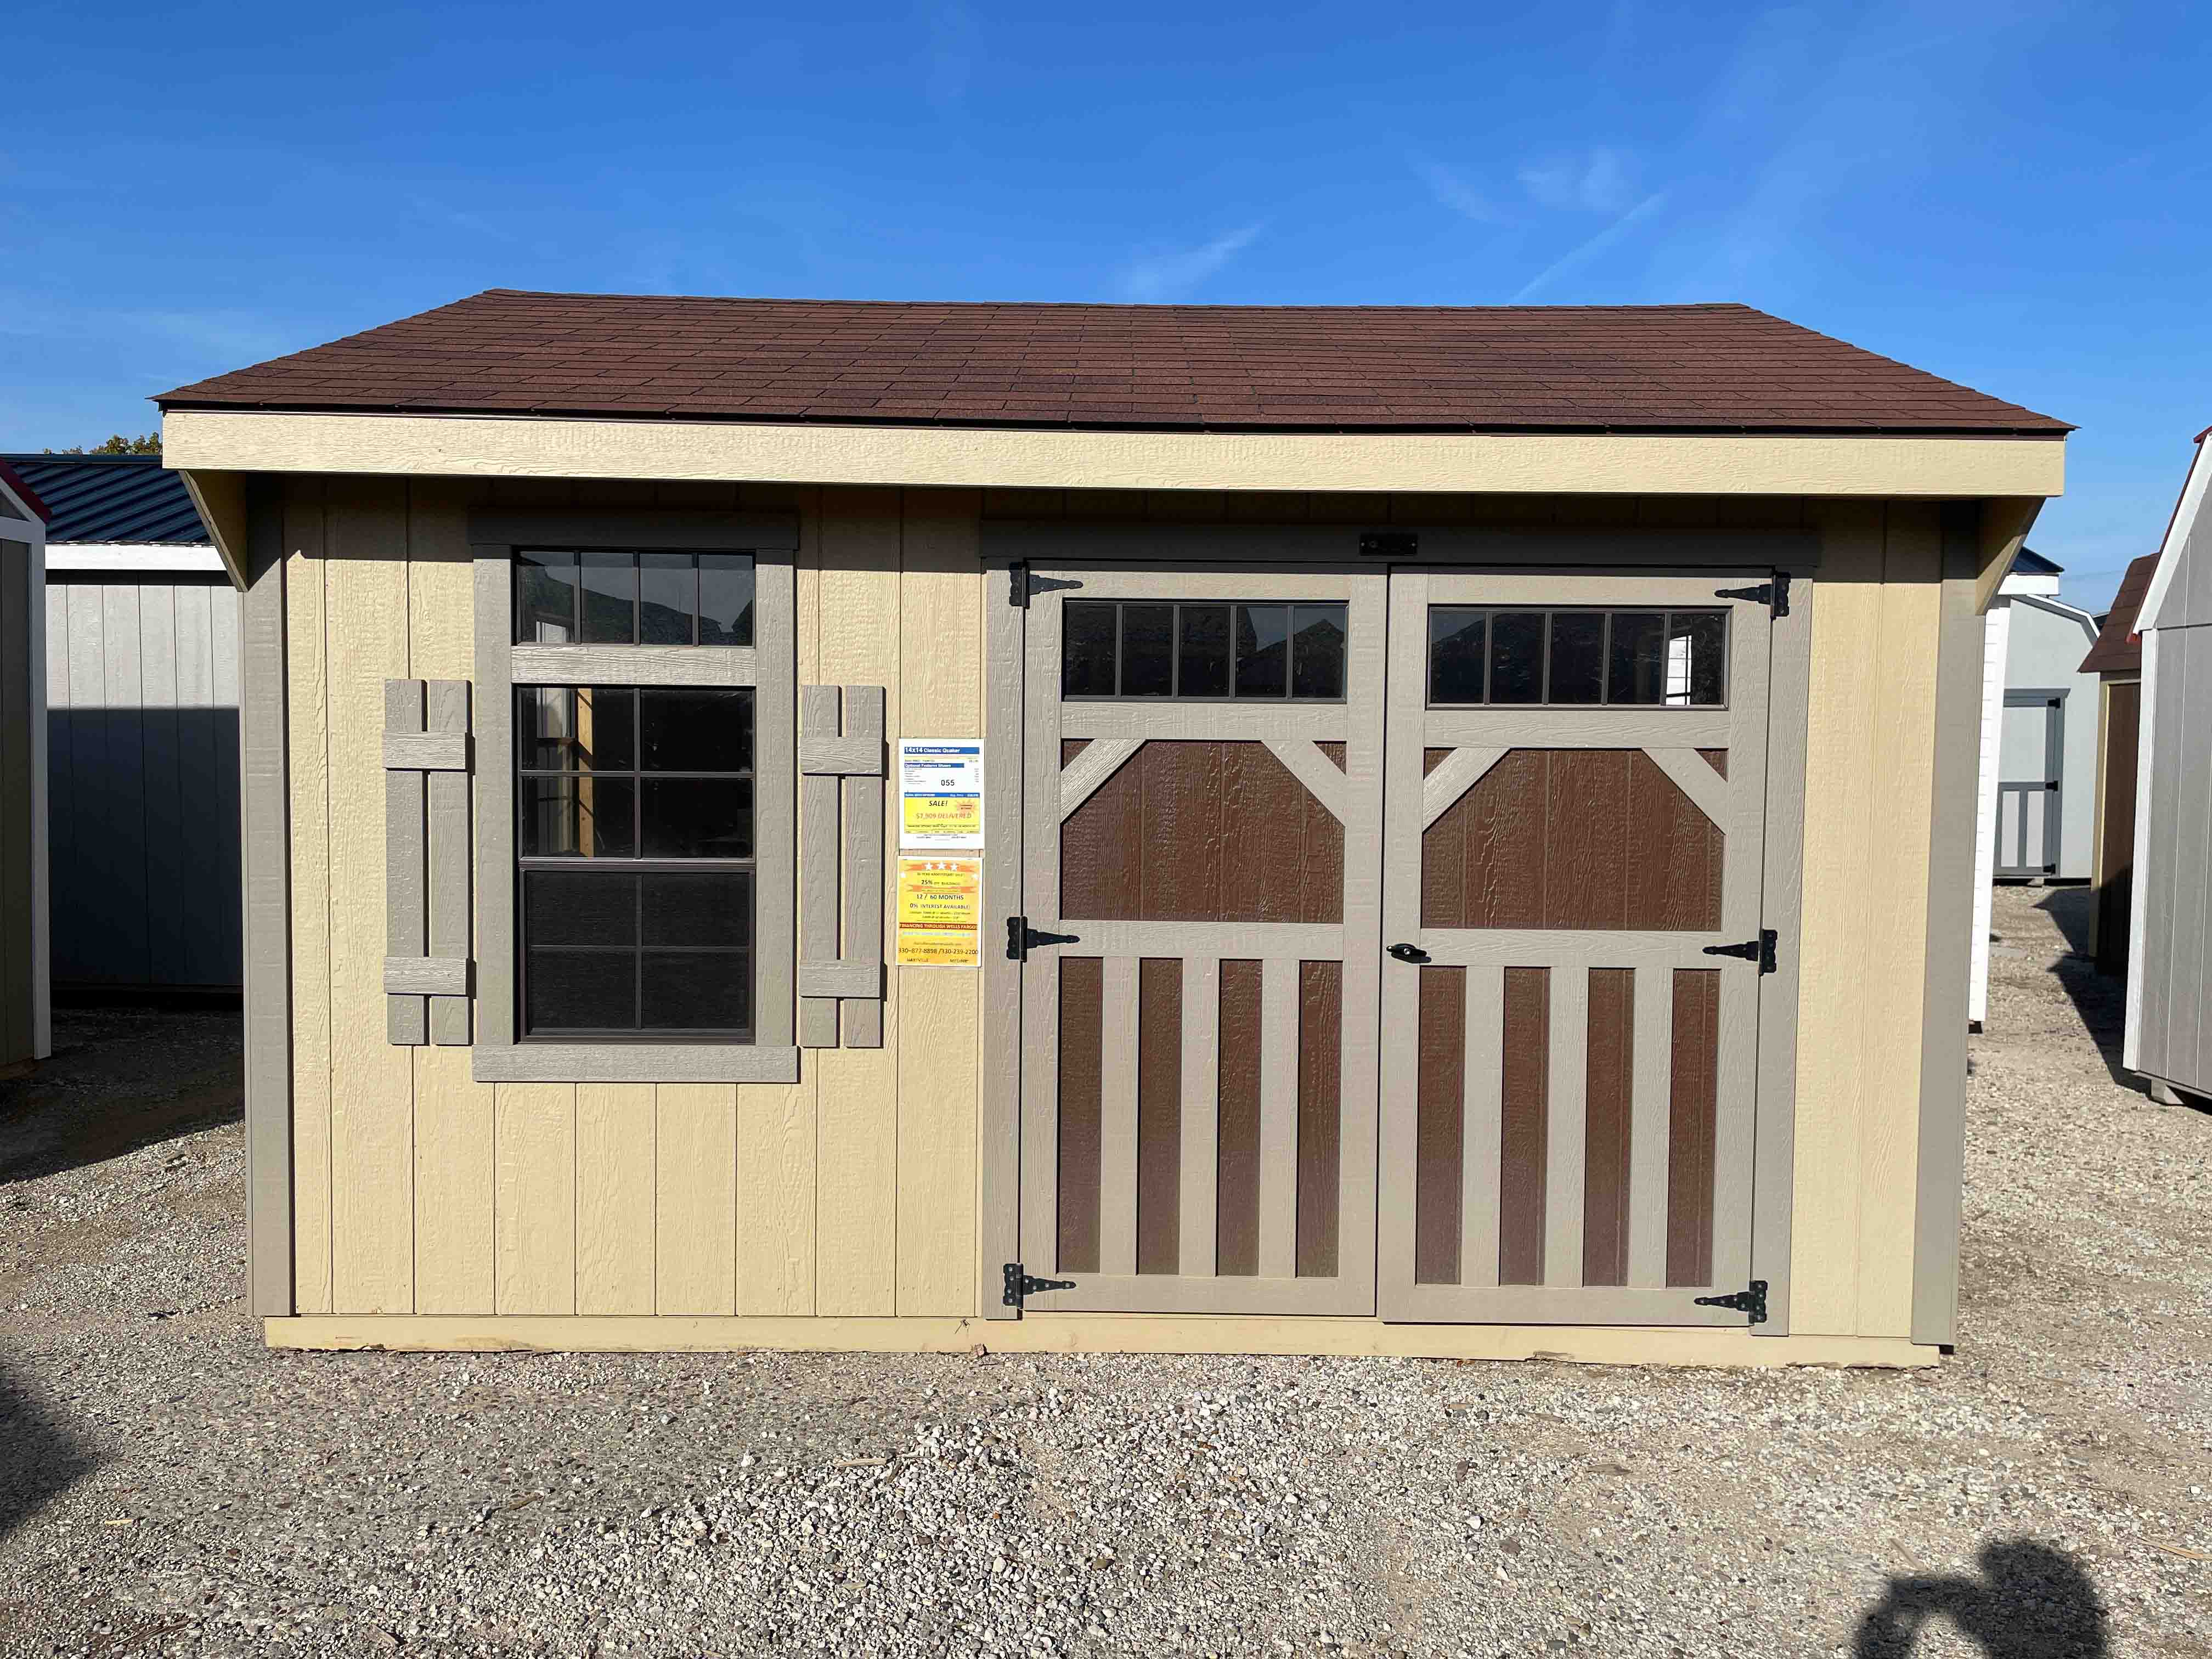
<box><xmin>0</xmin><ymin>1008</ymin><xmax>241</xmax><ymax>1184</ymax></box>
<box><xmin>0</xmin><ymin>1362</ymin><xmax>98</xmax><ymax>1545</ymax></box>
<box><xmin>1854</xmin><ymin>1539</ymin><xmax>2107</xmax><ymax>1657</ymax></box>
<box><xmin>2030</xmin><ymin>890</ymin><xmax>2137</xmax><ymax>1092</ymax></box>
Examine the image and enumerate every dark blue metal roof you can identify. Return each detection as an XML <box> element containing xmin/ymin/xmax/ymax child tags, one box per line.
<box><xmin>2014</xmin><ymin>546</ymin><xmax>2062</xmax><ymax>575</ymax></box>
<box><xmin>0</xmin><ymin>455</ymin><xmax>208</xmax><ymax>545</ymax></box>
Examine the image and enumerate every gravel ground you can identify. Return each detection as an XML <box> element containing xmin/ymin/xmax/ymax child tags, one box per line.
<box><xmin>1</xmin><ymin>887</ymin><xmax>2208</xmax><ymax>1658</ymax></box>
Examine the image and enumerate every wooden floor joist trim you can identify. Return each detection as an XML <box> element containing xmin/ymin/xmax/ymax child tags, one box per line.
<box><xmin>266</xmin><ymin>1315</ymin><xmax>1937</xmax><ymax>1368</ymax></box>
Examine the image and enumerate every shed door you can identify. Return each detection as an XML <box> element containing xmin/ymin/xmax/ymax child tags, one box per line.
<box><xmin>1017</xmin><ymin>565</ymin><xmax>1384</xmax><ymax>1313</ymax></box>
<box><xmin>1996</xmin><ymin>692</ymin><xmax>2062</xmax><ymax>877</ymax></box>
<box><xmin>1377</xmin><ymin>570</ymin><xmax>1774</xmax><ymax>1325</ymax></box>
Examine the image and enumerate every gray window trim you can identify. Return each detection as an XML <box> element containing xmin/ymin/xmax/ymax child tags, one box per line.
<box><xmin>470</xmin><ymin>509</ymin><xmax>799</xmax><ymax>1085</ymax></box>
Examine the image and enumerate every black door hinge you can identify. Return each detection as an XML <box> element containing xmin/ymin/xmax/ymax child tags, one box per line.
<box><xmin>1009</xmin><ymin>565</ymin><xmax>1085</xmax><ymax>607</ymax></box>
<box><xmin>1694</xmin><ymin>1279</ymin><xmax>1769</xmax><ymax>1325</ymax></box>
<box><xmin>1006</xmin><ymin>916</ymin><xmax>1082</xmax><ymax>960</ymax></box>
<box><xmin>1714</xmin><ymin>573</ymin><xmax>1791</xmax><ymax>617</ymax></box>
<box><xmin>1003</xmin><ymin>1263</ymin><xmax>1076</xmax><ymax>1307</ymax></box>
<box><xmin>1702</xmin><ymin>928</ymin><xmax>1778</xmax><ymax>974</ymax></box>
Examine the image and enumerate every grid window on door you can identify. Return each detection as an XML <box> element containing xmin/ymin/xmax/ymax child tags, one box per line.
<box><xmin>515</xmin><ymin>548</ymin><xmax>757</xmax><ymax>646</ymax></box>
<box><xmin>1427</xmin><ymin>607</ymin><xmax>1728</xmax><ymax>707</ymax></box>
<box><xmin>1062</xmin><ymin>600</ymin><xmax>1348</xmax><ymax>699</ymax></box>
<box><xmin>515</xmin><ymin>685</ymin><xmax>755</xmax><ymax>1038</ymax></box>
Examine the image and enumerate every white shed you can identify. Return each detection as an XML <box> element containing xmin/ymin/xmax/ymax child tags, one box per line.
<box><xmin>2127</xmin><ymin>427</ymin><xmax>2212</xmax><ymax>1103</ymax></box>
<box><xmin>1967</xmin><ymin>549</ymin><xmax>2100</xmax><ymax>1026</ymax></box>
<box><xmin>0</xmin><ymin>460</ymin><xmax>50</xmax><ymax>1073</ymax></box>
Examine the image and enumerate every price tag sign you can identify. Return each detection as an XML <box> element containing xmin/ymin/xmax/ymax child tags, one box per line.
<box><xmin>896</xmin><ymin>740</ymin><xmax>984</xmax><ymax>850</ymax></box>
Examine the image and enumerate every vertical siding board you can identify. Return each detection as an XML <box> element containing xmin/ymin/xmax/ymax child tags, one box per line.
<box><xmin>1457</xmin><ymin>962</ymin><xmax>1504</xmax><ymax>1290</ymax></box>
<box><xmin>137</xmin><ymin>585</ymin><xmax>188</xmax><ymax>986</ymax></box>
<box><xmin>1543</xmin><ymin>967</ymin><xmax>1588</xmax><ymax>1289</ymax></box>
<box><xmin>99</xmin><ymin>584</ymin><xmax>150</xmax><ymax>983</ymax></box>
<box><xmin>895</xmin><ymin>488</ymin><xmax>981</xmax><ymax>1315</ymax></box>
<box><xmin>1790</xmin><ymin>501</ymin><xmax>1884</xmax><ymax>1334</ymax></box>
<box><xmin>656</xmin><ymin>1084</ymin><xmax>738</xmax><ymax>1313</ymax></box>
<box><xmin>812</xmin><ymin>487</ymin><xmax>901</xmax><ymax>1314</ymax></box>
<box><xmin>171</xmin><ymin>583</ymin><xmax>225</xmax><ymax>986</ymax></box>
<box><xmin>384</xmin><ymin>679</ymin><xmax>428</xmax><ymax>1045</ymax></box>
<box><xmin>494</xmin><ymin>1082</ymin><xmax>577</xmax><ymax>1314</ymax></box>
<box><xmin>284</xmin><ymin>485</ymin><xmax>334</xmax><ymax>1313</ymax></box>
<box><xmin>1857</xmin><ymin>505</ymin><xmax>1940</xmax><ymax>1337</ymax></box>
<box><xmin>0</xmin><ymin>549</ymin><xmax>26</xmax><ymax>1058</ymax></box>
<box><xmin>1414</xmin><ymin>965</ymin><xmax>1465</xmax><ymax>1285</ymax></box>
<box><xmin>1256</xmin><ymin>959</ymin><xmax>1300</xmax><ymax>1279</ymax></box>
<box><xmin>1177</xmin><ymin>956</ymin><xmax>1221</xmax><ymax>1279</ymax></box>
<box><xmin>63</xmin><ymin>585</ymin><xmax>117</xmax><ymax>982</ymax></box>
<box><xmin>324</xmin><ymin>481</ymin><xmax>417</xmax><ymax>1312</ymax></box>
<box><xmin>2160</xmin><ymin>630</ymin><xmax>2210</xmax><ymax>1084</ymax></box>
<box><xmin>578</xmin><ymin>1083</ymin><xmax>656</xmax><ymax>1313</ymax></box>
<box><xmin>41</xmin><ymin>595</ymin><xmax>74</xmax><ymax>984</ymax></box>
<box><xmin>1213</xmin><ymin>959</ymin><xmax>1262</xmax><ymax>1277</ymax></box>
<box><xmin>404</xmin><ymin>508</ymin><xmax>496</xmax><ymax>1314</ymax></box>
<box><xmin>2137</xmin><ymin>637</ymin><xmax>2178</xmax><ymax>1075</ymax></box>
<box><xmin>1097</xmin><ymin>955</ymin><xmax>1141</xmax><ymax>1277</ymax></box>
<box><xmin>1626</xmin><ymin>964</ymin><xmax>1674</xmax><ymax>1289</ymax></box>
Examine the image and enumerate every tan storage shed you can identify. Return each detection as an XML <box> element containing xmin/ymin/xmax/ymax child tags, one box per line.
<box><xmin>156</xmin><ymin>292</ymin><xmax>2069</xmax><ymax>1367</ymax></box>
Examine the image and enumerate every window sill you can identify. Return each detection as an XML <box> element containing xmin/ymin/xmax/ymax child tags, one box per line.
<box><xmin>472</xmin><ymin>1043</ymin><xmax>800</xmax><ymax>1085</ymax></box>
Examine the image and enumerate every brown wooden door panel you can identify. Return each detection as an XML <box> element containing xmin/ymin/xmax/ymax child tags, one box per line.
<box><xmin>1018</xmin><ymin>567</ymin><xmax>1385</xmax><ymax>1316</ymax></box>
<box><xmin>1379</xmin><ymin>570</ymin><xmax>1775</xmax><ymax>1327</ymax></box>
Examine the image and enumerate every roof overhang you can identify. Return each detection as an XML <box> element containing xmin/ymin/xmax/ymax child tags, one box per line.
<box><xmin>162</xmin><ymin>408</ymin><xmax>2066</xmax><ymax>501</ymax></box>
<box><xmin>172</xmin><ymin>467</ymin><xmax>249</xmax><ymax>588</ymax></box>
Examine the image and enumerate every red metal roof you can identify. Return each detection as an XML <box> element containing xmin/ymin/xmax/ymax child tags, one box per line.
<box><xmin>153</xmin><ymin>290</ymin><xmax>2069</xmax><ymax>437</ymax></box>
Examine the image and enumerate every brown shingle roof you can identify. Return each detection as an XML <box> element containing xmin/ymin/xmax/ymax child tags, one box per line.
<box><xmin>2081</xmin><ymin>553</ymin><xmax>2160</xmax><ymax>675</ymax></box>
<box><xmin>153</xmin><ymin>291</ymin><xmax>2069</xmax><ymax>437</ymax></box>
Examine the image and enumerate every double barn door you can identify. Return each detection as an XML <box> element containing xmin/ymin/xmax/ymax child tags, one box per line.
<box><xmin>1018</xmin><ymin>563</ymin><xmax>1779</xmax><ymax>1326</ymax></box>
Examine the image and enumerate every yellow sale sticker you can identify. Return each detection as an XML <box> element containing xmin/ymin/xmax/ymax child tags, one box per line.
<box><xmin>894</xmin><ymin>856</ymin><xmax>983</xmax><ymax>967</ymax></box>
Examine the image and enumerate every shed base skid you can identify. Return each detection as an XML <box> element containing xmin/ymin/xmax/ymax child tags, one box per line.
<box><xmin>266</xmin><ymin>1316</ymin><xmax>1937</xmax><ymax>1369</ymax></box>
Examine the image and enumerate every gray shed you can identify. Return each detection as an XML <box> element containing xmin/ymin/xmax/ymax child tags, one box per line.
<box><xmin>3</xmin><ymin>456</ymin><xmax>239</xmax><ymax>996</ymax></box>
<box><xmin>0</xmin><ymin>461</ymin><xmax>50</xmax><ymax>1071</ymax></box>
<box><xmin>2126</xmin><ymin>426</ymin><xmax>2212</xmax><ymax>1102</ymax></box>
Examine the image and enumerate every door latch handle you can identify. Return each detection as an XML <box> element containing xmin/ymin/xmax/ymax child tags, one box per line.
<box><xmin>1387</xmin><ymin>942</ymin><xmax>1431</xmax><ymax>964</ymax></box>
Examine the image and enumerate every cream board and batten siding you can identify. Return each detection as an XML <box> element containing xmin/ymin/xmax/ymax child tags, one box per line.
<box><xmin>262</xmin><ymin>475</ymin><xmax>1976</xmax><ymax>1351</ymax></box>
<box><xmin>280</xmin><ymin>476</ymin><xmax>982</xmax><ymax>1321</ymax></box>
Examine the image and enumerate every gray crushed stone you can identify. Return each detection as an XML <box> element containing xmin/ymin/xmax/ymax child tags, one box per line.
<box><xmin>1</xmin><ymin>886</ymin><xmax>2207</xmax><ymax>1656</ymax></box>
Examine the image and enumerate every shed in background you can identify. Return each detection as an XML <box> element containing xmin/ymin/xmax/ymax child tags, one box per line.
<box><xmin>2080</xmin><ymin>554</ymin><xmax>2155</xmax><ymax>978</ymax></box>
<box><xmin>1966</xmin><ymin>548</ymin><xmax>2100</xmax><ymax>1026</ymax></box>
<box><xmin>0</xmin><ymin>461</ymin><xmax>51</xmax><ymax>1072</ymax></box>
<box><xmin>2126</xmin><ymin>428</ymin><xmax>2212</xmax><ymax>1104</ymax></box>
<box><xmin>2</xmin><ymin>455</ymin><xmax>237</xmax><ymax>997</ymax></box>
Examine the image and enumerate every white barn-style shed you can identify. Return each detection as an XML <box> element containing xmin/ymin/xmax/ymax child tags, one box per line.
<box><xmin>1966</xmin><ymin>549</ymin><xmax>2100</xmax><ymax>1027</ymax></box>
<box><xmin>2126</xmin><ymin>427</ymin><xmax>2212</xmax><ymax>1104</ymax></box>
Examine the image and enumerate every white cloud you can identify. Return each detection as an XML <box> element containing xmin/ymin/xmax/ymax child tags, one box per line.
<box><xmin>1511</xmin><ymin>191</ymin><xmax>1669</xmax><ymax>301</ymax></box>
<box><xmin>1413</xmin><ymin>157</ymin><xmax>1506</xmax><ymax>225</ymax></box>
<box><xmin>1519</xmin><ymin>145</ymin><xmax>1638</xmax><ymax>214</ymax></box>
<box><xmin>1115</xmin><ymin>223</ymin><xmax>1263</xmax><ymax>303</ymax></box>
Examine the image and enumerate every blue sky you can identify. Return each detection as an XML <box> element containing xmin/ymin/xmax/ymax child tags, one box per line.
<box><xmin>5</xmin><ymin>1</ymin><xmax>2206</xmax><ymax>611</ymax></box>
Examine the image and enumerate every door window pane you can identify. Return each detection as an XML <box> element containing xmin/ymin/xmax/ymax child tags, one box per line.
<box><xmin>1548</xmin><ymin>612</ymin><xmax>1605</xmax><ymax>704</ymax></box>
<box><xmin>1428</xmin><ymin>608</ymin><xmax>1486</xmax><ymax>703</ymax></box>
<box><xmin>1290</xmin><ymin>604</ymin><xmax>1348</xmax><ymax>699</ymax></box>
<box><xmin>1063</xmin><ymin>603</ymin><xmax>1119</xmax><ymax>696</ymax></box>
<box><xmin>1608</xmin><ymin>612</ymin><xmax>1666</xmax><ymax>704</ymax></box>
<box><xmin>1059</xmin><ymin>598</ymin><xmax>1348</xmax><ymax>701</ymax></box>
<box><xmin>639</xmin><ymin>554</ymin><xmax>696</xmax><ymax>645</ymax></box>
<box><xmin>1668</xmin><ymin>612</ymin><xmax>1728</xmax><ymax>706</ymax></box>
<box><xmin>1121</xmin><ymin>603</ymin><xmax>1175</xmax><ymax>696</ymax></box>
<box><xmin>1177</xmin><ymin>605</ymin><xmax>1232</xmax><ymax>697</ymax></box>
<box><xmin>697</xmin><ymin>555</ymin><xmax>755</xmax><ymax>646</ymax></box>
<box><xmin>1488</xmin><ymin>611</ymin><xmax>1544</xmax><ymax>704</ymax></box>
<box><xmin>1236</xmin><ymin>604</ymin><xmax>1290</xmax><ymax>697</ymax></box>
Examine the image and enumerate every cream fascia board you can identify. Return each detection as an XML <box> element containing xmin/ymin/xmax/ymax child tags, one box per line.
<box><xmin>165</xmin><ymin>409</ymin><xmax>2067</xmax><ymax>500</ymax></box>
